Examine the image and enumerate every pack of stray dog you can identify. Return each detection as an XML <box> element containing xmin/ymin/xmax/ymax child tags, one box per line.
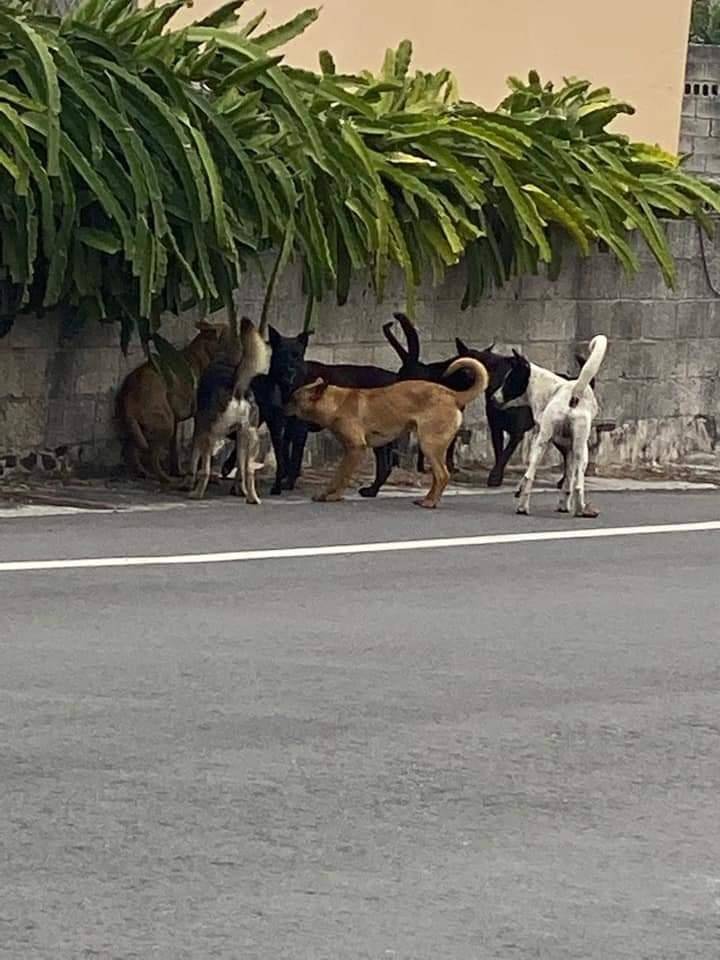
<box><xmin>119</xmin><ymin>312</ymin><xmax>612</xmax><ymax>517</ymax></box>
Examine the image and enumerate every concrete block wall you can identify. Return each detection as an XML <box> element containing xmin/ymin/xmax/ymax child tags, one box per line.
<box><xmin>0</xmin><ymin>219</ymin><xmax>718</xmax><ymax>477</ymax></box>
<box><xmin>681</xmin><ymin>44</ymin><xmax>720</xmax><ymax>179</ymax></box>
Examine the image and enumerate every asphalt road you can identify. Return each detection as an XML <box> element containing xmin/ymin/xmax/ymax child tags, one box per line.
<box><xmin>2</xmin><ymin>489</ymin><xmax>720</xmax><ymax>960</ymax></box>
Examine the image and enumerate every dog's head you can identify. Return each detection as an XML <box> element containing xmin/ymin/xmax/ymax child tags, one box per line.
<box><xmin>455</xmin><ymin>337</ymin><xmax>513</xmax><ymax>395</ymax></box>
<box><xmin>191</xmin><ymin>319</ymin><xmax>229</xmax><ymax>365</ymax></box>
<box><xmin>492</xmin><ymin>349</ymin><xmax>531</xmax><ymax>408</ymax></box>
<box><xmin>284</xmin><ymin>377</ymin><xmax>328</xmax><ymax>419</ymax></box>
<box><xmin>268</xmin><ymin>326</ymin><xmax>313</xmax><ymax>401</ymax></box>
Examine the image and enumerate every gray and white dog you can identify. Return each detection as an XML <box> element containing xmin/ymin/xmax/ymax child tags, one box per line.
<box><xmin>186</xmin><ymin>317</ymin><xmax>270</xmax><ymax>503</ymax></box>
<box><xmin>493</xmin><ymin>335</ymin><xmax>608</xmax><ymax>518</ymax></box>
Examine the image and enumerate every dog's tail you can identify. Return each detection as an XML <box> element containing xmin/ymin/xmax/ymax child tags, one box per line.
<box><xmin>392</xmin><ymin>312</ymin><xmax>421</xmax><ymax>364</ymax></box>
<box><xmin>571</xmin><ymin>335</ymin><xmax>607</xmax><ymax>403</ymax></box>
<box><xmin>443</xmin><ymin>357</ymin><xmax>489</xmax><ymax>407</ymax></box>
<box><xmin>382</xmin><ymin>318</ymin><xmax>409</xmax><ymax>363</ymax></box>
<box><xmin>233</xmin><ymin>317</ymin><xmax>270</xmax><ymax>397</ymax></box>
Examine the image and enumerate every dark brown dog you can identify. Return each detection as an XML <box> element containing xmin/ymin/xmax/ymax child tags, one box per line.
<box><xmin>117</xmin><ymin>319</ymin><xmax>227</xmax><ymax>482</ymax></box>
<box><xmin>285</xmin><ymin>358</ymin><xmax>488</xmax><ymax>508</ymax></box>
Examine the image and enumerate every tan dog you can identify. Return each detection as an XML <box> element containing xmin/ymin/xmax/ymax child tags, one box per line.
<box><xmin>286</xmin><ymin>357</ymin><xmax>488</xmax><ymax>508</ymax></box>
<box><xmin>117</xmin><ymin>319</ymin><xmax>227</xmax><ymax>482</ymax></box>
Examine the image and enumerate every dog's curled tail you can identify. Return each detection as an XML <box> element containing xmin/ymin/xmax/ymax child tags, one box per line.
<box><xmin>571</xmin><ymin>334</ymin><xmax>607</xmax><ymax>403</ymax></box>
<box><xmin>234</xmin><ymin>316</ymin><xmax>270</xmax><ymax>396</ymax></box>
<box><xmin>443</xmin><ymin>357</ymin><xmax>489</xmax><ymax>407</ymax></box>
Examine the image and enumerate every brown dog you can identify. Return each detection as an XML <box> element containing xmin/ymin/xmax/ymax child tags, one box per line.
<box><xmin>117</xmin><ymin>319</ymin><xmax>227</xmax><ymax>482</ymax></box>
<box><xmin>286</xmin><ymin>357</ymin><xmax>488</xmax><ymax>508</ymax></box>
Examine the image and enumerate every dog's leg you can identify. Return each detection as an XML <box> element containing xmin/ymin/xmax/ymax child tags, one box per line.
<box><xmin>359</xmin><ymin>443</ymin><xmax>394</xmax><ymax>498</ymax></box>
<box><xmin>515</xmin><ymin>425</ymin><xmax>552</xmax><ymax>516</ymax></box>
<box><xmin>221</xmin><ymin>440</ymin><xmax>237</xmax><ymax>479</ymax></box>
<box><xmin>570</xmin><ymin>421</ymin><xmax>599</xmax><ymax>519</ymax></box>
<box><xmin>243</xmin><ymin>426</ymin><xmax>262</xmax><ymax>506</ymax></box>
<box><xmin>268</xmin><ymin>412</ymin><xmax>287</xmax><ymax>496</ymax></box>
<box><xmin>188</xmin><ymin>441</ymin><xmax>212</xmax><ymax>499</ymax></box>
<box><xmin>287</xmin><ymin>420</ymin><xmax>309</xmax><ymax>490</ymax></box>
<box><xmin>231</xmin><ymin>426</ymin><xmax>248</xmax><ymax>499</ymax></box>
<box><xmin>169</xmin><ymin>422</ymin><xmax>182</xmax><ymax>477</ymax></box>
<box><xmin>446</xmin><ymin>432</ymin><xmax>459</xmax><ymax>474</ymax></box>
<box><xmin>313</xmin><ymin>443</ymin><xmax>364</xmax><ymax>502</ymax></box>
<box><xmin>150</xmin><ymin>443</ymin><xmax>175</xmax><ymax>485</ymax></box>
<box><xmin>126</xmin><ymin>442</ymin><xmax>149</xmax><ymax>479</ymax></box>
<box><xmin>556</xmin><ymin>452</ymin><xmax>571</xmax><ymax>513</ymax></box>
<box><xmin>415</xmin><ymin>431</ymin><xmax>453</xmax><ymax>508</ymax></box>
<box><xmin>486</xmin><ymin>409</ymin><xmax>507</xmax><ymax>487</ymax></box>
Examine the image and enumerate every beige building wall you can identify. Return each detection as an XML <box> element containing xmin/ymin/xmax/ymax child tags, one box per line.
<box><xmin>172</xmin><ymin>0</ymin><xmax>692</xmax><ymax>150</ymax></box>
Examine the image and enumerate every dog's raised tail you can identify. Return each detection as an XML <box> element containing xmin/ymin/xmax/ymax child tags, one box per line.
<box><xmin>571</xmin><ymin>334</ymin><xmax>607</xmax><ymax>403</ymax></box>
<box><xmin>234</xmin><ymin>316</ymin><xmax>270</xmax><ymax>396</ymax></box>
<box><xmin>443</xmin><ymin>357</ymin><xmax>489</xmax><ymax>407</ymax></box>
<box><xmin>392</xmin><ymin>312</ymin><xmax>421</xmax><ymax>364</ymax></box>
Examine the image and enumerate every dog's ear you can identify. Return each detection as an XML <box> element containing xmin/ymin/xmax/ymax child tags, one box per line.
<box><xmin>303</xmin><ymin>377</ymin><xmax>328</xmax><ymax>401</ymax></box>
<box><xmin>297</xmin><ymin>329</ymin><xmax>313</xmax><ymax>348</ymax></box>
<box><xmin>511</xmin><ymin>348</ymin><xmax>523</xmax><ymax>364</ymax></box>
<box><xmin>483</xmin><ymin>342</ymin><xmax>496</xmax><ymax>353</ymax></box>
<box><xmin>268</xmin><ymin>325</ymin><xmax>282</xmax><ymax>350</ymax></box>
<box><xmin>455</xmin><ymin>337</ymin><xmax>470</xmax><ymax>355</ymax></box>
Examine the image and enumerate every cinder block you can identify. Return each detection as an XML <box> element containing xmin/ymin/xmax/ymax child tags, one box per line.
<box><xmin>576</xmin><ymin>301</ymin><xmax>613</xmax><ymax>339</ymax></box>
<box><xmin>704</xmin><ymin>299</ymin><xmax>720</xmax><ymax>336</ymax></box>
<box><xmin>528</xmin><ymin>300</ymin><xmax>575</xmax><ymax>341</ymax></box>
<box><xmin>304</xmin><ymin>345</ymin><xmax>334</xmax><ymax>365</ymax></box>
<box><xmin>624</xmin><ymin>342</ymin><xmax>660</xmax><ymax>380</ymax></box>
<box><xmin>640</xmin><ymin>302</ymin><xmax>677</xmax><ymax>340</ymax></box>
<box><xmin>685</xmin><ymin>117</ymin><xmax>712</xmax><ymax>137</ymax></box>
<box><xmin>672</xmin><ymin>260</ymin><xmax>712</xmax><ymax>300</ymax></box>
<box><xmin>696</xmin><ymin>97</ymin><xmax>720</xmax><ymax>119</ymax></box>
<box><xmin>93</xmin><ymin>395</ymin><xmax>116</xmax><ymax>442</ymax></box>
<box><xmin>331</xmin><ymin>344</ymin><xmax>375</xmax><ymax>365</ymax></box>
<box><xmin>674</xmin><ymin>377</ymin><xmax>708</xmax><ymax>416</ymax></box>
<box><xmin>3</xmin><ymin>313</ymin><xmax>61</xmax><ymax>350</ymax></box>
<box><xmin>683</xmin><ymin>153</ymin><xmax>708</xmax><ymax>173</ymax></box>
<box><xmin>611</xmin><ymin>302</ymin><xmax>644</xmax><ymax>340</ymax></box>
<box><xmin>687</xmin><ymin>339</ymin><xmax>720</xmax><ymax>378</ymax></box>
<box><xmin>600</xmin><ymin>339</ymin><xmax>630</xmax><ymax>380</ymax></box>
<box><xmin>666</xmin><ymin>219</ymin><xmax>702</xmax><ymax>259</ymax></box>
<box><xmin>677</xmin><ymin>302</ymin><xmax>707</xmax><ymax>338</ymax></box>
<box><xmin>681</xmin><ymin>95</ymin><xmax>696</xmax><ymax>119</ymax></box>
<box><xmin>73</xmin><ymin>349</ymin><xmax>120</xmax><ymax>395</ymax></box>
<box><xmin>0</xmin><ymin>398</ymin><xmax>48</xmax><ymax>451</ymax></box>
<box><xmin>431</xmin><ymin>303</ymin><xmax>459</xmax><ymax>342</ymax></box>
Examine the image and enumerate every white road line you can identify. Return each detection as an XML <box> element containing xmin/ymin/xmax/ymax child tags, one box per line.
<box><xmin>1</xmin><ymin>520</ymin><xmax>720</xmax><ymax>573</ymax></box>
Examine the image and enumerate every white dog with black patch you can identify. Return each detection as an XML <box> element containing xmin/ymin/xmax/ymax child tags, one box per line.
<box><xmin>493</xmin><ymin>335</ymin><xmax>608</xmax><ymax>518</ymax></box>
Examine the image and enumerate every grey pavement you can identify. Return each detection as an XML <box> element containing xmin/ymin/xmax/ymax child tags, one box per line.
<box><xmin>1</xmin><ymin>489</ymin><xmax>720</xmax><ymax>959</ymax></box>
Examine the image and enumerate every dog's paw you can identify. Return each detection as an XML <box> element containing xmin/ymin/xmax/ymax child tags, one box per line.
<box><xmin>487</xmin><ymin>472</ymin><xmax>503</xmax><ymax>488</ymax></box>
<box><xmin>358</xmin><ymin>485</ymin><xmax>379</xmax><ymax>498</ymax></box>
<box><xmin>575</xmin><ymin>504</ymin><xmax>600</xmax><ymax>519</ymax></box>
<box><xmin>246</xmin><ymin>496</ymin><xmax>262</xmax><ymax>506</ymax></box>
<box><xmin>414</xmin><ymin>498</ymin><xmax>437</xmax><ymax>509</ymax></box>
<box><xmin>515</xmin><ymin>505</ymin><xmax>530</xmax><ymax>516</ymax></box>
<box><xmin>188</xmin><ymin>488</ymin><xmax>204</xmax><ymax>501</ymax></box>
<box><xmin>556</xmin><ymin>504</ymin><xmax>570</xmax><ymax>514</ymax></box>
<box><xmin>270</xmin><ymin>486</ymin><xmax>283</xmax><ymax>496</ymax></box>
<box><xmin>313</xmin><ymin>491</ymin><xmax>344</xmax><ymax>502</ymax></box>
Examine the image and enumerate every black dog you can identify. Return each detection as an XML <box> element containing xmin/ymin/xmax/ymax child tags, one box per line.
<box><xmin>223</xmin><ymin>327</ymin><xmax>398</xmax><ymax>496</ymax></box>
<box><xmin>455</xmin><ymin>337</ymin><xmax>594</xmax><ymax>488</ymax></box>
<box><xmin>381</xmin><ymin>312</ymin><xmax>469</xmax><ymax>477</ymax></box>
